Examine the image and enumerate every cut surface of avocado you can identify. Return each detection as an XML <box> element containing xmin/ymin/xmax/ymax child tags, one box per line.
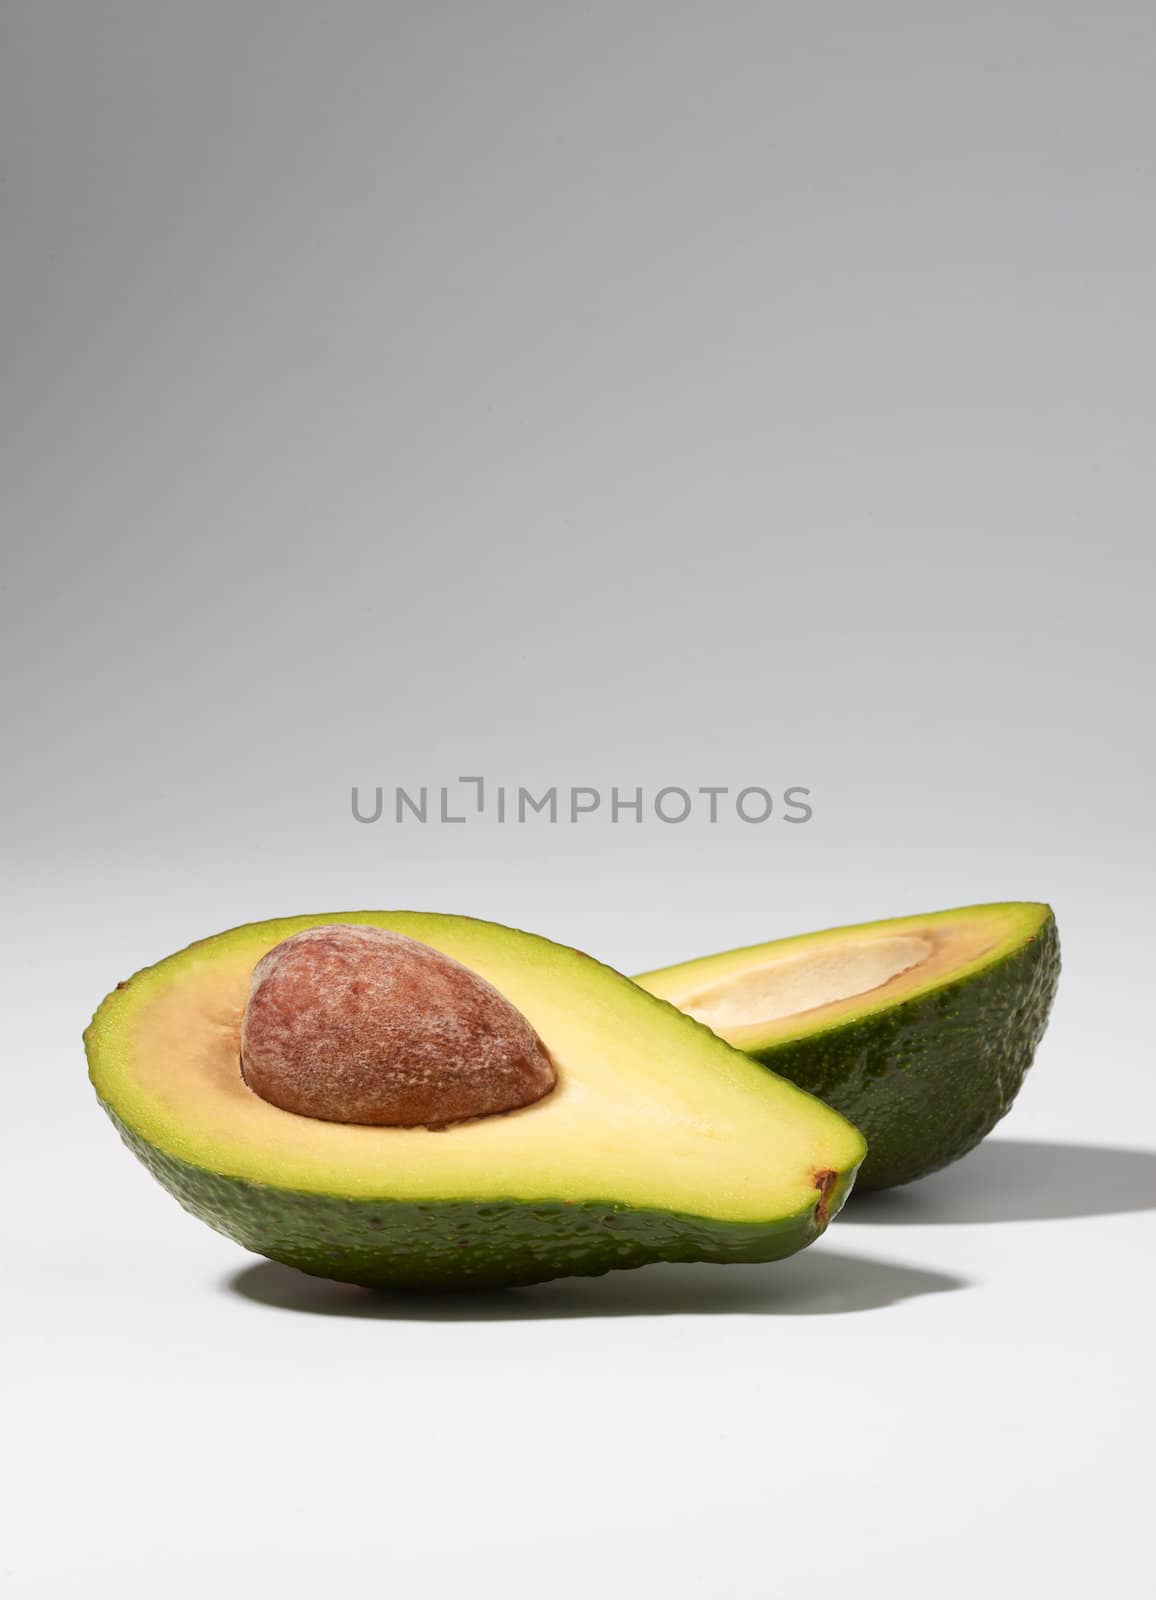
<box><xmin>86</xmin><ymin>911</ymin><xmax>866</xmax><ymax>1289</ymax></box>
<box><xmin>635</xmin><ymin>903</ymin><xmax>1059</xmax><ymax>1191</ymax></box>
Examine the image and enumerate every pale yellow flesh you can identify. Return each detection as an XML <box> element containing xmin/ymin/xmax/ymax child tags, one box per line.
<box><xmin>684</xmin><ymin>934</ymin><xmax>933</xmax><ymax>1033</ymax></box>
<box><xmin>90</xmin><ymin>913</ymin><xmax>863</xmax><ymax>1219</ymax></box>
<box><xmin>639</xmin><ymin>904</ymin><xmax>1036</xmax><ymax>1053</ymax></box>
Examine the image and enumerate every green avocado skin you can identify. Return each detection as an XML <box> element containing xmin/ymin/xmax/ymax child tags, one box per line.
<box><xmin>105</xmin><ymin>1109</ymin><xmax>847</xmax><ymax>1291</ymax></box>
<box><xmin>747</xmin><ymin>913</ymin><xmax>1061</xmax><ymax>1190</ymax></box>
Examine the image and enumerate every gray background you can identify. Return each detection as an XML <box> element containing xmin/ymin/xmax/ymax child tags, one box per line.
<box><xmin>4</xmin><ymin>4</ymin><xmax>1154</xmax><ymax>1597</ymax></box>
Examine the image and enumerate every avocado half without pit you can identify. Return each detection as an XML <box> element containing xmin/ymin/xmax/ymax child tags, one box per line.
<box><xmin>86</xmin><ymin>913</ymin><xmax>866</xmax><ymax>1291</ymax></box>
<box><xmin>635</xmin><ymin>902</ymin><xmax>1060</xmax><ymax>1191</ymax></box>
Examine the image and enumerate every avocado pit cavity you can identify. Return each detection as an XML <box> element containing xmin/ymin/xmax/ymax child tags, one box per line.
<box><xmin>240</xmin><ymin>924</ymin><xmax>557</xmax><ymax>1127</ymax></box>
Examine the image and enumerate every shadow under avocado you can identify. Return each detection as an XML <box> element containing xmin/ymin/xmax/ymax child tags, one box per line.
<box><xmin>224</xmin><ymin>1244</ymin><xmax>965</xmax><ymax>1321</ymax></box>
<box><xmin>843</xmin><ymin>1139</ymin><xmax>1156</xmax><ymax>1225</ymax></box>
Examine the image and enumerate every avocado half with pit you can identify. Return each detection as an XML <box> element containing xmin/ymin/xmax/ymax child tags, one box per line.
<box><xmin>85</xmin><ymin>911</ymin><xmax>866</xmax><ymax>1290</ymax></box>
<box><xmin>635</xmin><ymin>902</ymin><xmax>1060</xmax><ymax>1191</ymax></box>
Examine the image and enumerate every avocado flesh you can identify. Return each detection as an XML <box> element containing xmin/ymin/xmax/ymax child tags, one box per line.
<box><xmin>635</xmin><ymin>902</ymin><xmax>1060</xmax><ymax>1191</ymax></box>
<box><xmin>86</xmin><ymin>911</ymin><xmax>866</xmax><ymax>1290</ymax></box>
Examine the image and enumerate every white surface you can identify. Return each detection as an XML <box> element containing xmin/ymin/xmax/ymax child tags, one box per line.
<box><xmin>10</xmin><ymin>1142</ymin><xmax>1152</xmax><ymax>1598</ymax></box>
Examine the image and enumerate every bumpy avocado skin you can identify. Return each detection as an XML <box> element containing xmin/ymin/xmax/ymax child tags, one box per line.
<box><xmin>749</xmin><ymin>913</ymin><xmax>1061</xmax><ymax>1190</ymax></box>
<box><xmin>104</xmin><ymin>1109</ymin><xmax>849</xmax><ymax>1290</ymax></box>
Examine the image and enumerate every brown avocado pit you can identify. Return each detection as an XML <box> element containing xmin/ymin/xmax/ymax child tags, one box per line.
<box><xmin>239</xmin><ymin>923</ymin><xmax>558</xmax><ymax>1127</ymax></box>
